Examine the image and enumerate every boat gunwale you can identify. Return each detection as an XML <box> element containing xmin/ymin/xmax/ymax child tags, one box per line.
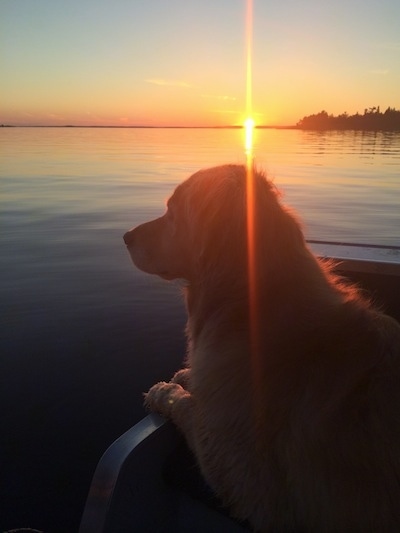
<box><xmin>309</xmin><ymin>240</ymin><xmax>400</xmax><ymax>276</ymax></box>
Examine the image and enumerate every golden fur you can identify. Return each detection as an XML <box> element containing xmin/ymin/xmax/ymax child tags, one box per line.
<box><xmin>124</xmin><ymin>164</ymin><xmax>400</xmax><ymax>532</ymax></box>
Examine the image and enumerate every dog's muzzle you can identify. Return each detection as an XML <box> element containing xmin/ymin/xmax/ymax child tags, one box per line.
<box><xmin>123</xmin><ymin>230</ymin><xmax>135</xmax><ymax>247</ymax></box>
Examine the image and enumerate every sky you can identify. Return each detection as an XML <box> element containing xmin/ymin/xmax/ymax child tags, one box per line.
<box><xmin>1</xmin><ymin>0</ymin><xmax>400</xmax><ymax>127</ymax></box>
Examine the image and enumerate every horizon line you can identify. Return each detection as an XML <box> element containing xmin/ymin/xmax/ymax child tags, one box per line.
<box><xmin>0</xmin><ymin>123</ymin><xmax>297</xmax><ymax>130</ymax></box>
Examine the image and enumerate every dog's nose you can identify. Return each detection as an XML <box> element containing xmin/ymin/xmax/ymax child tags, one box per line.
<box><xmin>123</xmin><ymin>230</ymin><xmax>135</xmax><ymax>246</ymax></box>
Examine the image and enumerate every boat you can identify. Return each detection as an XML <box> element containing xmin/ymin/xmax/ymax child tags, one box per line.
<box><xmin>79</xmin><ymin>241</ymin><xmax>400</xmax><ymax>533</ymax></box>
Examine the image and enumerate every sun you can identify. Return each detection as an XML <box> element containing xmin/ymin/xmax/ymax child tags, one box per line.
<box><xmin>244</xmin><ymin>116</ymin><xmax>255</xmax><ymax>154</ymax></box>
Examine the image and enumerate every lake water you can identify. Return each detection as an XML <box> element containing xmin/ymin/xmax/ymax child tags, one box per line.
<box><xmin>1</xmin><ymin>127</ymin><xmax>400</xmax><ymax>531</ymax></box>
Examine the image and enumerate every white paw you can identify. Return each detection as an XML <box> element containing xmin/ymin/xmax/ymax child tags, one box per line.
<box><xmin>144</xmin><ymin>381</ymin><xmax>185</xmax><ymax>417</ymax></box>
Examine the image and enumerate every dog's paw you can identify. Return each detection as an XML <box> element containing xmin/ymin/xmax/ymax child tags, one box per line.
<box><xmin>171</xmin><ymin>368</ymin><xmax>191</xmax><ymax>389</ymax></box>
<box><xmin>144</xmin><ymin>381</ymin><xmax>186</xmax><ymax>418</ymax></box>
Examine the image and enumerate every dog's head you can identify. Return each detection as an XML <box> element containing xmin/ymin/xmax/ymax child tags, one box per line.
<box><xmin>124</xmin><ymin>164</ymin><xmax>304</xmax><ymax>283</ymax></box>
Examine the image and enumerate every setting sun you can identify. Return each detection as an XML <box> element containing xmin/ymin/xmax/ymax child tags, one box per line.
<box><xmin>244</xmin><ymin>117</ymin><xmax>255</xmax><ymax>154</ymax></box>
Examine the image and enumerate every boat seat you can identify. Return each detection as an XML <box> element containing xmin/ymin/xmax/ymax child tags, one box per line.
<box><xmin>79</xmin><ymin>413</ymin><xmax>249</xmax><ymax>532</ymax></box>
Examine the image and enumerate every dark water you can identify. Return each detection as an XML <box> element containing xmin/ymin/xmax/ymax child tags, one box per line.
<box><xmin>1</xmin><ymin>214</ymin><xmax>188</xmax><ymax>531</ymax></box>
<box><xmin>1</xmin><ymin>127</ymin><xmax>399</xmax><ymax>531</ymax></box>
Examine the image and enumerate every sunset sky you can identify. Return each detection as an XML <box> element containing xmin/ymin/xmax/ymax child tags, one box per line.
<box><xmin>1</xmin><ymin>0</ymin><xmax>399</xmax><ymax>127</ymax></box>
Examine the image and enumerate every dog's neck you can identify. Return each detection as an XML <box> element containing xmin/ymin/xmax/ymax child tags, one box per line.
<box><xmin>184</xmin><ymin>248</ymin><xmax>345</xmax><ymax>345</ymax></box>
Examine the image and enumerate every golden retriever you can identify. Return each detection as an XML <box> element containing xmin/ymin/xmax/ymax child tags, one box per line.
<box><xmin>123</xmin><ymin>164</ymin><xmax>400</xmax><ymax>532</ymax></box>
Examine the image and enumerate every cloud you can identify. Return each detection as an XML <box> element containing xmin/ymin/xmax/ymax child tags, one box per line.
<box><xmin>374</xmin><ymin>42</ymin><xmax>400</xmax><ymax>52</ymax></box>
<box><xmin>145</xmin><ymin>78</ymin><xmax>192</xmax><ymax>88</ymax></box>
<box><xmin>47</xmin><ymin>113</ymin><xmax>65</xmax><ymax>121</ymax></box>
<box><xmin>209</xmin><ymin>109</ymin><xmax>239</xmax><ymax>115</ymax></box>
<box><xmin>201</xmin><ymin>94</ymin><xmax>237</xmax><ymax>101</ymax></box>
<box><xmin>369</xmin><ymin>69</ymin><xmax>389</xmax><ymax>75</ymax></box>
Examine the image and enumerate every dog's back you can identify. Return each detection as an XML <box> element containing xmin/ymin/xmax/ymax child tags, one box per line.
<box><xmin>263</xmin><ymin>308</ymin><xmax>400</xmax><ymax>532</ymax></box>
<box><xmin>187</xmin><ymin>268</ymin><xmax>400</xmax><ymax>532</ymax></box>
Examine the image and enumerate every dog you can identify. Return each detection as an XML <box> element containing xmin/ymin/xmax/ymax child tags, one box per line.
<box><xmin>124</xmin><ymin>164</ymin><xmax>400</xmax><ymax>532</ymax></box>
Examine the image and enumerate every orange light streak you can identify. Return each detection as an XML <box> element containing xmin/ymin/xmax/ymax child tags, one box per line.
<box><xmin>244</xmin><ymin>0</ymin><xmax>262</xmax><ymax>411</ymax></box>
<box><xmin>245</xmin><ymin>0</ymin><xmax>255</xmax><ymax>316</ymax></box>
<box><xmin>245</xmin><ymin>0</ymin><xmax>253</xmax><ymax>129</ymax></box>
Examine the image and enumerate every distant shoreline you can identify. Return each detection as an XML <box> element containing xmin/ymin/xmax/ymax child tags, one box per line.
<box><xmin>3</xmin><ymin>106</ymin><xmax>400</xmax><ymax>131</ymax></box>
<box><xmin>0</xmin><ymin>124</ymin><xmax>297</xmax><ymax>129</ymax></box>
<box><xmin>296</xmin><ymin>107</ymin><xmax>400</xmax><ymax>132</ymax></box>
<box><xmin>2</xmin><ymin>124</ymin><xmax>400</xmax><ymax>132</ymax></box>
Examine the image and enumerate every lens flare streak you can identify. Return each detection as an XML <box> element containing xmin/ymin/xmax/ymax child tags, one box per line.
<box><xmin>244</xmin><ymin>0</ymin><xmax>262</xmax><ymax>407</ymax></box>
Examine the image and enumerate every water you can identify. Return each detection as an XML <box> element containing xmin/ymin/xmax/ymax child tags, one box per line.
<box><xmin>1</xmin><ymin>127</ymin><xmax>399</xmax><ymax>531</ymax></box>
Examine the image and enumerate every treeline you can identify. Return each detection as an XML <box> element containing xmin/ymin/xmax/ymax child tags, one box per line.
<box><xmin>296</xmin><ymin>107</ymin><xmax>400</xmax><ymax>131</ymax></box>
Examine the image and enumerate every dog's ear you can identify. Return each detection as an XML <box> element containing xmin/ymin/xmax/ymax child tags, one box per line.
<box><xmin>193</xmin><ymin>174</ymin><xmax>248</xmax><ymax>278</ymax></box>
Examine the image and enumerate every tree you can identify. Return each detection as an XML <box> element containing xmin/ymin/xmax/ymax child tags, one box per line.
<box><xmin>296</xmin><ymin>107</ymin><xmax>400</xmax><ymax>131</ymax></box>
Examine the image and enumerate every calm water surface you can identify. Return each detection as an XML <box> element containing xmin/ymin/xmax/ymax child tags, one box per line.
<box><xmin>0</xmin><ymin>127</ymin><xmax>399</xmax><ymax>531</ymax></box>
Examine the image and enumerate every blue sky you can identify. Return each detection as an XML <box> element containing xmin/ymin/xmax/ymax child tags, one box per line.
<box><xmin>1</xmin><ymin>0</ymin><xmax>399</xmax><ymax>126</ymax></box>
